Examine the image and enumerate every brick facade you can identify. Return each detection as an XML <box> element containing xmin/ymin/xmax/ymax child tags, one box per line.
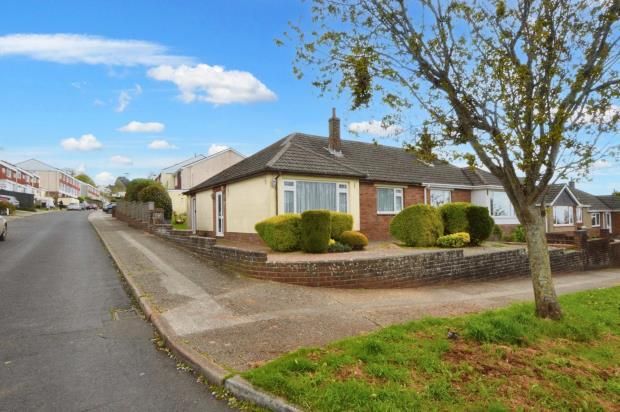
<box><xmin>451</xmin><ymin>189</ymin><xmax>471</xmax><ymax>203</ymax></box>
<box><xmin>612</xmin><ymin>212</ymin><xmax>620</xmax><ymax>236</ymax></box>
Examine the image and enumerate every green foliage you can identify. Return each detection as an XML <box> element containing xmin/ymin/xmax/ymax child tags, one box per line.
<box><xmin>75</xmin><ymin>173</ymin><xmax>96</xmax><ymax>186</ymax></box>
<box><xmin>125</xmin><ymin>178</ymin><xmax>155</xmax><ymax>201</ymax></box>
<box><xmin>512</xmin><ymin>225</ymin><xmax>527</xmax><ymax>242</ymax></box>
<box><xmin>436</xmin><ymin>232</ymin><xmax>470</xmax><ymax>248</ymax></box>
<box><xmin>255</xmin><ymin>214</ymin><xmax>302</xmax><ymax>252</ymax></box>
<box><xmin>438</xmin><ymin>202</ymin><xmax>470</xmax><ymax>234</ymax></box>
<box><xmin>137</xmin><ymin>183</ymin><xmax>173</xmax><ymax>220</ymax></box>
<box><xmin>492</xmin><ymin>224</ymin><xmax>503</xmax><ymax>240</ymax></box>
<box><xmin>339</xmin><ymin>230</ymin><xmax>369</xmax><ymax>250</ymax></box>
<box><xmin>327</xmin><ymin>240</ymin><xmax>352</xmax><ymax>253</ymax></box>
<box><xmin>330</xmin><ymin>212</ymin><xmax>353</xmax><ymax>240</ymax></box>
<box><xmin>244</xmin><ymin>286</ymin><xmax>620</xmax><ymax>411</ymax></box>
<box><xmin>301</xmin><ymin>210</ymin><xmax>332</xmax><ymax>253</ymax></box>
<box><xmin>466</xmin><ymin>206</ymin><xmax>494</xmax><ymax>246</ymax></box>
<box><xmin>405</xmin><ymin>126</ymin><xmax>439</xmax><ymax>163</ymax></box>
<box><xmin>390</xmin><ymin>204</ymin><xmax>443</xmax><ymax>247</ymax></box>
<box><xmin>0</xmin><ymin>200</ymin><xmax>16</xmax><ymax>215</ymax></box>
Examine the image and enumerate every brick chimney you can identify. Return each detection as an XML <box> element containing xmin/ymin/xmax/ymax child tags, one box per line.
<box><xmin>328</xmin><ymin>108</ymin><xmax>342</xmax><ymax>155</ymax></box>
<box><xmin>569</xmin><ymin>180</ymin><xmax>575</xmax><ymax>190</ymax></box>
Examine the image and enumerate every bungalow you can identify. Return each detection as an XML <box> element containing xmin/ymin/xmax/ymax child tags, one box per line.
<box><xmin>185</xmin><ymin>110</ymin><xmax>521</xmax><ymax>242</ymax></box>
<box><xmin>537</xmin><ymin>183</ymin><xmax>620</xmax><ymax>237</ymax></box>
<box><xmin>155</xmin><ymin>148</ymin><xmax>245</xmax><ymax>215</ymax></box>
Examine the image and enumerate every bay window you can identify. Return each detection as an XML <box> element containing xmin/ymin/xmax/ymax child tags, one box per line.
<box><xmin>283</xmin><ymin>180</ymin><xmax>348</xmax><ymax>214</ymax></box>
<box><xmin>591</xmin><ymin>212</ymin><xmax>600</xmax><ymax>227</ymax></box>
<box><xmin>576</xmin><ymin>207</ymin><xmax>583</xmax><ymax>223</ymax></box>
<box><xmin>489</xmin><ymin>191</ymin><xmax>515</xmax><ymax>217</ymax></box>
<box><xmin>430</xmin><ymin>189</ymin><xmax>451</xmax><ymax>207</ymax></box>
<box><xmin>377</xmin><ymin>187</ymin><xmax>403</xmax><ymax>214</ymax></box>
<box><xmin>553</xmin><ymin>206</ymin><xmax>574</xmax><ymax>225</ymax></box>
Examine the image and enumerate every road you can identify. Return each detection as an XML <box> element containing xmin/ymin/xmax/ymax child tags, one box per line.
<box><xmin>0</xmin><ymin>211</ymin><xmax>233</xmax><ymax>411</ymax></box>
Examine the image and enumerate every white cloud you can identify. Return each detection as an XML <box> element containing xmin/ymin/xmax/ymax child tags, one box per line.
<box><xmin>61</xmin><ymin>134</ymin><xmax>103</xmax><ymax>151</ymax></box>
<box><xmin>95</xmin><ymin>171</ymin><xmax>115</xmax><ymax>186</ymax></box>
<box><xmin>115</xmin><ymin>84</ymin><xmax>142</xmax><ymax>112</ymax></box>
<box><xmin>207</xmin><ymin>144</ymin><xmax>229</xmax><ymax>156</ymax></box>
<box><xmin>0</xmin><ymin>33</ymin><xmax>191</xmax><ymax>66</ymax></box>
<box><xmin>110</xmin><ymin>155</ymin><xmax>133</xmax><ymax>165</ymax></box>
<box><xmin>147</xmin><ymin>64</ymin><xmax>277</xmax><ymax>105</ymax></box>
<box><xmin>93</xmin><ymin>98</ymin><xmax>106</xmax><ymax>107</ymax></box>
<box><xmin>348</xmin><ymin>120</ymin><xmax>403</xmax><ymax>137</ymax></box>
<box><xmin>71</xmin><ymin>81</ymin><xmax>86</xmax><ymax>89</ymax></box>
<box><xmin>148</xmin><ymin>139</ymin><xmax>176</xmax><ymax>150</ymax></box>
<box><xmin>118</xmin><ymin>121</ymin><xmax>165</xmax><ymax>133</ymax></box>
<box><xmin>76</xmin><ymin>163</ymin><xmax>86</xmax><ymax>173</ymax></box>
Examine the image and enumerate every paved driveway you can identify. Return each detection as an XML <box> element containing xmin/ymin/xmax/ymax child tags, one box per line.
<box><xmin>0</xmin><ymin>211</ymin><xmax>232</xmax><ymax>411</ymax></box>
<box><xmin>91</xmin><ymin>212</ymin><xmax>620</xmax><ymax>372</ymax></box>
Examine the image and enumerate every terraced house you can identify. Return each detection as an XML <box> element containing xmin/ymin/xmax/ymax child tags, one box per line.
<box><xmin>185</xmin><ymin>111</ymin><xmax>522</xmax><ymax>242</ymax></box>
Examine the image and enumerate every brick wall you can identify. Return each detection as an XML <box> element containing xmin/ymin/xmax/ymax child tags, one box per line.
<box><xmin>612</xmin><ymin>212</ymin><xmax>620</xmax><ymax>236</ymax></box>
<box><xmin>451</xmin><ymin>189</ymin><xmax>471</xmax><ymax>203</ymax></box>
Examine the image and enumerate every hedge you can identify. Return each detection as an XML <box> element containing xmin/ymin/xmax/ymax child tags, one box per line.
<box><xmin>339</xmin><ymin>230</ymin><xmax>369</xmax><ymax>250</ymax></box>
<box><xmin>125</xmin><ymin>178</ymin><xmax>155</xmax><ymax>201</ymax></box>
<box><xmin>301</xmin><ymin>210</ymin><xmax>332</xmax><ymax>253</ymax></box>
<box><xmin>439</xmin><ymin>202</ymin><xmax>470</xmax><ymax>234</ymax></box>
<box><xmin>390</xmin><ymin>204</ymin><xmax>444</xmax><ymax>247</ymax></box>
<box><xmin>255</xmin><ymin>214</ymin><xmax>301</xmax><ymax>252</ymax></box>
<box><xmin>330</xmin><ymin>212</ymin><xmax>353</xmax><ymax>240</ymax></box>
<box><xmin>138</xmin><ymin>183</ymin><xmax>173</xmax><ymax>220</ymax></box>
<box><xmin>437</xmin><ymin>232</ymin><xmax>471</xmax><ymax>248</ymax></box>
<box><xmin>467</xmin><ymin>206</ymin><xmax>495</xmax><ymax>245</ymax></box>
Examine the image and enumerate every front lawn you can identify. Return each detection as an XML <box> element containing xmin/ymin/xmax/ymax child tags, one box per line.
<box><xmin>244</xmin><ymin>287</ymin><xmax>620</xmax><ymax>411</ymax></box>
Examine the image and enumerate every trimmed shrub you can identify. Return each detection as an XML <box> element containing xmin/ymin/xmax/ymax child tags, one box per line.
<box><xmin>439</xmin><ymin>202</ymin><xmax>470</xmax><ymax>234</ymax></box>
<box><xmin>330</xmin><ymin>212</ymin><xmax>353</xmax><ymax>240</ymax></box>
<box><xmin>437</xmin><ymin>232</ymin><xmax>471</xmax><ymax>248</ymax></box>
<box><xmin>389</xmin><ymin>204</ymin><xmax>444</xmax><ymax>247</ymax></box>
<box><xmin>0</xmin><ymin>200</ymin><xmax>16</xmax><ymax>215</ymax></box>
<box><xmin>255</xmin><ymin>214</ymin><xmax>301</xmax><ymax>252</ymax></box>
<box><xmin>301</xmin><ymin>210</ymin><xmax>332</xmax><ymax>253</ymax></box>
<box><xmin>492</xmin><ymin>224</ymin><xmax>503</xmax><ymax>240</ymax></box>
<box><xmin>512</xmin><ymin>225</ymin><xmax>527</xmax><ymax>243</ymax></box>
<box><xmin>125</xmin><ymin>178</ymin><xmax>155</xmax><ymax>201</ymax></box>
<box><xmin>467</xmin><ymin>206</ymin><xmax>494</xmax><ymax>245</ymax></box>
<box><xmin>340</xmin><ymin>230</ymin><xmax>369</xmax><ymax>250</ymax></box>
<box><xmin>328</xmin><ymin>241</ymin><xmax>352</xmax><ymax>253</ymax></box>
<box><xmin>138</xmin><ymin>183</ymin><xmax>173</xmax><ymax>220</ymax></box>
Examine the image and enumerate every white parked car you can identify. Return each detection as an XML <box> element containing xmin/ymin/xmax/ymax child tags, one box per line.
<box><xmin>66</xmin><ymin>203</ymin><xmax>82</xmax><ymax>211</ymax></box>
<box><xmin>0</xmin><ymin>212</ymin><xmax>7</xmax><ymax>241</ymax></box>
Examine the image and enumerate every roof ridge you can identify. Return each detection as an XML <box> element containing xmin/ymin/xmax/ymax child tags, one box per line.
<box><xmin>266</xmin><ymin>134</ymin><xmax>296</xmax><ymax>167</ymax></box>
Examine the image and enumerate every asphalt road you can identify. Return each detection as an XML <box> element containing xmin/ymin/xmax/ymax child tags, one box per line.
<box><xmin>0</xmin><ymin>211</ymin><xmax>233</xmax><ymax>411</ymax></box>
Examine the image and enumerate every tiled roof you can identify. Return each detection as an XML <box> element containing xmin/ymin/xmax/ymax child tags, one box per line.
<box><xmin>187</xmin><ymin>133</ymin><xmax>504</xmax><ymax>193</ymax></box>
<box><xmin>536</xmin><ymin>184</ymin><xmax>620</xmax><ymax>210</ymax></box>
<box><xmin>595</xmin><ymin>195</ymin><xmax>620</xmax><ymax>211</ymax></box>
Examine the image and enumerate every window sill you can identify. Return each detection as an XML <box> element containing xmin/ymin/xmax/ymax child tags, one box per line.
<box><xmin>377</xmin><ymin>211</ymin><xmax>399</xmax><ymax>216</ymax></box>
<box><xmin>553</xmin><ymin>224</ymin><xmax>575</xmax><ymax>227</ymax></box>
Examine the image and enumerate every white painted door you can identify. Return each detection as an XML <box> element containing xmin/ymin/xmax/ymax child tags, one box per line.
<box><xmin>191</xmin><ymin>196</ymin><xmax>197</xmax><ymax>234</ymax></box>
<box><xmin>215</xmin><ymin>192</ymin><xmax>224</xmax><ymax>236</ymax></box>
<box><xmin>605</xmin><ymin>212</ymin><xmax>612</xmax><ymax>232</ymax></box>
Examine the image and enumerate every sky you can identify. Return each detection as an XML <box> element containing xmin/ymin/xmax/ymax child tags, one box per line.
<box><xmin>0</xmin><ymin>0</ymin><xmax>617</xmax><ymax>194</ymax></box>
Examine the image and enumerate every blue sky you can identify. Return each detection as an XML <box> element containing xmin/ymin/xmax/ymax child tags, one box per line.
<box><xmin>0</xmin><ymin>0</ymin><xmax>617</xmax><ymax>194</ymax></box>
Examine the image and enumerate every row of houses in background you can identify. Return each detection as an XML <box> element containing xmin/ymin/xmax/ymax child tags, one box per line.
<box><xmin>0</xmin><ymin>158</ymin><xmax>104</xmax><ymax>208</ymax></box>
<box><xmin>153</xmin><ymin>110</ymin><xmax>619</xmax><ymax>243</ymax></box>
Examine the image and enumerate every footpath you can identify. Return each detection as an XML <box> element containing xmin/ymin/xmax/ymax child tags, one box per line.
<box><xmin>89</xmin><ymin>212</ymin><xmax>620</xmax><ymax>410</ymax></box>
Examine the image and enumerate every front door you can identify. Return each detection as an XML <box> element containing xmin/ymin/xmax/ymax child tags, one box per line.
<box><xmin>215</xmin><ymin>191</ymin><xmax>224</xmax><ymax>236</ymax></box>
<box><xmin>191</xmin><ymin>196</ymin><xmax>197</xmax><ymax>234</ymax></box>
<box><xmin>605</xmin><ymin>212</ymin><xmax>612</xmax><ymax>232</ymax></box>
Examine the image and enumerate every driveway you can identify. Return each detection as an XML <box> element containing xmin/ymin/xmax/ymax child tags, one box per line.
<box><xmin>90</xmin><ymin>212</ymin><xmax>620</xmax><ymax>372</ymax></box>
<box><xmin>0</xmin><ymin>211</ymin><xmax>233</xmax><ymax>411</ymax></box>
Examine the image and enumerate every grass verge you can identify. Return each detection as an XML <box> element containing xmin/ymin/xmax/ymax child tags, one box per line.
<box><xmin>172</xmin><ymin>221</ymin><xmax>188</xmax><ymax>230</ymax></box>
<box><xmin>244</xmin><ymin>286</ymin><xmax>620</xmax><ymax>411</ymax></box>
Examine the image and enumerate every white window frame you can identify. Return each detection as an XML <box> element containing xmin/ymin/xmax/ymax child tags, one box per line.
<box><xmin>591</xmin><ymin>212</ymin><xmax>601</xmax><ymax>227</ymax></box>
<box><xmin>553</xmin><ymin>206</ymin><xmax>574</xmax><ymax>226</ymax></box>
<box><xmin>429</xmin><ymin>189</ymin><xmax>451</xmax><ymax>207</ymax></box>
<box><xmin>576</xmin><ymin>207</ymin><xmax>583</xmax><ymax>224</ymax></box>
<box><xmin>282</xmin><ymin>179</ymin><xmax>349</xmax><ymax>214</ymax></box>
<box><xmin>377</xmin><ymin>187</ymin><xmax>404</xmax><ymax>215</ymax></box>
<box><xmin>489</xmin><ymin>190</ymin><xmax>516</xmax><ymax>217</ymax></box>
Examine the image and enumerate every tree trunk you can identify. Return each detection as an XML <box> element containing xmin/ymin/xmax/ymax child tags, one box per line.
<box><xmin>522</xmin><ymin>208</ymin><xmax>563</xmax><ymax>320</ymax></box>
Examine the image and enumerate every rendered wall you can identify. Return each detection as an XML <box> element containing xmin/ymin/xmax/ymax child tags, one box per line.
<box><xmin>226</xmin><ymin>174</ymin><xmax>276</xmax><ymax>233</ymax></box>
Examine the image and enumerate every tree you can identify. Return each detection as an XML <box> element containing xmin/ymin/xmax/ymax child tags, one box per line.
<box><xmin>75</xmin><ymin>174</ymin><xmax>96</xmax><ymax>186</ymax></box>
<box><xmin>287</xmin><ymin>0</ymin><xmax>620</xmax><ymax>319</ymax></box>
<box><xmin>405</xmin><ymin>127</ymin><xmax>439</xmax><ymax>163</ymax></box>
<box><xmin>125</xmin><ymin>178</ymin><xmax>155</xmax><ymax>201</ymax></box>
<box><xmin>138</xmin><ymin>183</ymin><xmax>173</xmax><ymax>220</ymax></box>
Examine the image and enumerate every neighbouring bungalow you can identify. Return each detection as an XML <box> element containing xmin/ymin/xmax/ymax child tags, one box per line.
<box><xmin>538</xmin><ymin>183</ymin><xmax>620</xmax><ymax>236</ymax></box>
<box><xmin>155</xmin><ymin>148</ymin><xmax>245</xmax><ymax>215</ymax></box>
<box><xmin>184</xmin><ymin>110</ymin><xmax>521</xmax><ymax>242</ymax></box>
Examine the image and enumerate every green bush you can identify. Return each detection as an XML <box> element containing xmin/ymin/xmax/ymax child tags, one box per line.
<box><xmin>125</xmin><ymin>178</ymin><xmax>155</xmax><ymax>201</ymax></box>
<box><xmin>301</xmin><ymin>210</ymin><xmax>332</xmax><ymax>253</ymax></box>
<box><xmin>138</xmin><ymin>183</ymin><xmax>173</xmax><ymax>220</ymax></box>
<box><xmin>466</xmin><ymin>206</ymin><xmax>494</xmax><ymax>245</ymax></box>
<box><xmin>0</xmin><ymin>200</ymin><xmax>16</xmax><ymax>215</ymax></box>
<box><xmin>390</xmin><ymin>204</ymin><xmax>444</xmax><ymax>247</ymax></box>
<box><xmin>439</xmin><ymin>202</ymin><xmax>470</xmax><ymax>234</ymax></box>
<box><xmin>492</xmin><ymin>224</ymin><xmax>503</xmax><ymax>240</ymax></box>
<box><xmin>340</xmin><ymin>230</ymin><xmax>369</xmax><ymax>250</ymax></box>
<box><xmin>512</xmin><ymin>225</ymin><xmax>526</xmax><ymax>242</ymax></box>
<box><xmin>436</xmin><ymin>232</ymin><xmax>470</xmax><ymax>248</ymax></box>
<box><xmin>330</xmin><ymin>212</ymin><xmax>353</xmax><ymax>240</ymax></box>
<box><xmin>328</xmin><ymin>240</ymin><xmax>352</xmax><ymax>253</ymax></box>
<box><xmin>255</xmin><ymin>214</ymin><xmax>301</xmax><ymax>252</ymax></box>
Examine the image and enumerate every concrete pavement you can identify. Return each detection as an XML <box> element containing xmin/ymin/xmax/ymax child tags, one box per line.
<box><xmin>90</xmin><ymin>212</ymin><xmax>620</xmax><ymax>372</ymax></box>
<box><xmin>0</xmin><ymin>211</ymin><xmax>233</xmax><ymax>411</ymax></box>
